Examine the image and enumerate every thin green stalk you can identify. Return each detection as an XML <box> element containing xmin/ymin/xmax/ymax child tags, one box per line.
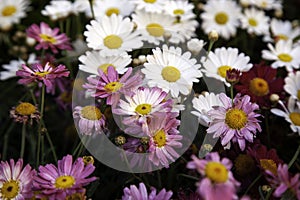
<box><xmin>29</xmin><ymin>89</ymin><xmax>37</xmax><ymax>105</ymax></box>
<box><xmin>45</xmin><ymin>130</ymin><xmax>57</xmax><ymax>162</ymax></box>
<box><xmin>41</xmin><ymin>134</ymin><xmax>45</xmax><ymax>164</ymax></box>
<box><xmin>20</xmin><ymin>122</ymin><xmax>26</xmax><ymax>158</ymax></box>
<box><xmin>288</xmin><ymin>144</ymin><xmax>300</xmax><ymax>168</ymax></box>
<box><xmin>2</xmin><ymin>123</ymin><xmax>15</xmax><ymax>160</ymax></box>
<box><xmin>59</xmin><ymin>20</ymin><xmax>64</xmax><ymax>33</ymax></box>
<box><xmin>36</xmin><ymin>127</ymin><xmax>41</xmax><ymax>167</ymax></box>
<box><xmin>244</xmin><ymin>174</ymin><xmax>262</xmax><ymax>195</ymax></box>
<box><xmin>37</xmin><ymin>85</ymin><xmax>45</xmax><ymax>167</ymax></box>
<box><xmin>72</xmin><ymin>139</ymin><xmax>83</xmax><ymax>156</ymax></box>
<box><xmin>205</xmin><ymin>41</ymin><xmax>214</xmax><ymax>61</ymax></box>
<box><xmin>177</xmin><ymin>173</ymin><xmax>199</xmax><ymax>181</ymax></box>
<box><xmin>66</xmin><ymin>17</ymin><xmax>71</xmax><ymax>37</ymax></box>
<box><xmin>230</xmin><ymin>84</ymin><xmax>234</xmax><ymax>105</ymax></box>
<box><xmin>88</xmin><ymin>0</ymin><xmax>95</xmax><ymax>19</ymax></box>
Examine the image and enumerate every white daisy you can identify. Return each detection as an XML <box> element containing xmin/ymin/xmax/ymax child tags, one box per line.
<box><xmin>200</xmin><ymin>0</ymin><xmax>242</xmax><ymax>40</ymax></box>
<box><xmin>93</xmin><ymin>0</ymin><xmax>135</xmax><ymax>18</ymax></box>
<box><xmin>191</xmin><ymin>92</ymin><xmax>223</xmax><ymax>127</ymax></box>
<box><xmin>187</xmin><ymin>38</ymin><xmax>206</xmax><ymax>55</ymax></box>
<box><xmin>129</xmin><ymin>0</ymin><xmax>166</xmax><ymax>13</ymax></box>
<box><xmin>0</xmin><ymin>0</ymin><xmax>30</xmax><ymax>30</ymax></box>
<box><xmin>142</xmin><ymin>45</ymin><xmax>202</xmax><ymax>98</ymax></box>
<box><xmin>202</xmin><ymin>47</ymin><xmax>253</xmax><ymax>87</ymax></box>
<box><xmin>0</xmin><ymin>54</ymin><xmax>38</xmax><ymax>80</ymax></box>
<box><xmin>262</xmin><ymin>40</ymin><xmax>300</xmax><ymax>72</ymax></box>
<box><xmin>78</xmin><ymin>50</ymin><xmax>132</xmax><ymax>75</ymax></box>
<box><xmin>172</xmin><ymin>18</ymin><xmax>198</xmax><ymax>42</ymax></box>
<box><xmin>132</xmin><ymin>10</ymin><xmax>182</xmax><ymax>45</ymax></box>
<box><xmin>73</xmin><ymin>0</ymin><xmax>92</xmax><ymax>17</ymax></box>
<box><xmin>84</xmin><ymin>14</ymin><xmax>143</xmax><ymax>56</ymax></box>
<box><xmin>284</xmin><ymin>71</ymin><xmax>300</xmax><ymax>101</ymax></box>
<box><xmin>41</xmin><ymin>0</ymin><xmax>74</xmax><ymax>21</ymax></box>
<box><xmin>163</xmin><ymin>0</ymin><xmax>195</xmax><ymax>21</ymax></box>
<box><xmin>240</xmin><ymin>7</ymin><xmax>270</xmax><ymax>36</ymax></box>
<box><xmin>252</xmin><ymin>0</ymin><xmax>282</xmax><ymax>10</ymax></box>
<box><xmin>271</xmin><ymin>97</ymin><xmax>300</xmax><ymax>135</ymax></box>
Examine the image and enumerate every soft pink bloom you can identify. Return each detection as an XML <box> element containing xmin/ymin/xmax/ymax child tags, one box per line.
<box><xmin>187</xmin><ymin>152</ymin><xmax>240</xmax><ymax>200</ymax></box>
<box><xmin>207</xmin><ymin>93</ymin><xmax>262</xmax><ymax>151</ymax></box>
<box><xmin>26</xmin><ymin>22</ymin><xmax>72</xmax><ymax>54</ymax></box>
<box><xmin>83</xmin><ymin>66</ymin><xmax>143</xmax><ymax>106</ymax></box>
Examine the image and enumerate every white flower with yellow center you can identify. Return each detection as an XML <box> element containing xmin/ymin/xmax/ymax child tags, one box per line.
<box><xmin>252</xmin><ymin>0</ymin><xmax>282</xmax><ymax>10</ymax></box>
<box><xmin>200</xmin><ymin>0</ymin><xmax>242</xmax><ymax>40</ymax></box>
<box><xmin>41</xmin><ymin>0</ymin><xmax>74</xmax><ymax>21</ymax></box>
<box><xmin>240</xmin><ymin>7</ymin><xmax>270</xmax><ymax>36</ymax></box>
<box><xmin>0</xmin><ymin>0</ymin><xmax>30</xmax><ymax>30</ymax></box>
<box><xmin>130</xmin><ymin>0</ymin><xmax>166</xmax><ymax>13</ymax></box>
<box><xmin>262</xmin><ymin>40</ymin><xmax>300</xmax><ymax>72</ymax></box>
<box><xmin>79</xmin><ymin>50</ymin><xmax>131</xmax><ymax>75</ymax></box>
<box><xmin>93</xmin><ymin>0</ymin><xmax>135</xmax><ymax>18</ymax></box>
<box><xmin>202</xmin><ymin>47</ymin><xmax>253</xmax><ymax>87</ymax></box>
<box><xmin>84</xmin><ymin>14</ymin><xmax>143</xmax><ymax>56</ymax></box>
<box><xmin>142</xmin><ymin>45</ymin><xmax>202</xmax><ymax>98</ymax></box>
<box><xmin>271</xmin><ymin>97</ymin><xmax>300</xmax><ymax>135</ymax></box>
<box><xmin>284</xmin><ymin>71</ymin><xmax>300</xmax><ymax>101</ymax></box>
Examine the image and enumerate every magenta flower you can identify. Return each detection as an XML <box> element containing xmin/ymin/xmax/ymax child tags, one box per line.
<box><xmin>83</xmin><ymin>66</ymin><xmax>143</xmax><ymax>106</ymax></box>
<box><xmin>0</xmin><ymin>159</ymin><xmax>36</xmax><ymax>199</ymax></box>
<box><xmin>26</xmin><ymin>22</ymin><xmax>72</xmax><ymax>54</ymax></box>
<box><xmin>207</xmin><ymin>93</ymin><xmax>262</xmax><ymax>151</ymax></box>
<box><xmin>33</xmin><ymin>155</ymin><xmax>97</xmax><ymax>200</ymax></box>
<box><xmin>16</xmin><ymin>62</ymin><xmax>69</xmax><ymax>93</ymax></box>
<box><xmin>122</xmin><ymin>182</ymin><xmax>173</xmax><ymax>200</ymax></box>
<box><xmin>187</xmin><ymin>152</ymin><xmax>240</xmax><ymax>200</ymax></box>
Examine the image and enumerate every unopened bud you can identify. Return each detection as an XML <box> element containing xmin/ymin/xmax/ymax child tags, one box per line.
<box><xmin>208</xmin><ymin>30</ymin><xmax>219</xmax><ymax>42</ymax></box>
<box><xmin>115</xmin><ymin>135</ymin><xmax>126</xmax><ymax>145</ymax></box>
<box><xmin>270</xmin><ymin>94</ymin><xmax>279</xmax><ymax>103</ymax></box>
<box><xmin>261</xmin><ymin>185</ymin><xmax>272</xmax><ymax>192</ymax></box>
<box><xmin>163</xmin><ymin>31</ymin><xmax>172</xmax><ymax>40</ymax></box>
<box><xmin>274</xmin><ymin>9</ymin><xmax>283</xmax><ymax>18</ymax></box>
<box><xmin>82</xmin><ymin>156</ymin><xmax>94</xmax><ymax>165</ymax></box>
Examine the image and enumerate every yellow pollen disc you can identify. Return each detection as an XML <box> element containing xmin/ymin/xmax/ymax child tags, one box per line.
<box><xmin>106</xmin><ymin>7</ymin><xmax>120</xmax><ymax>16</ymax></box>
<box><xmin>260</xmin><ymin>159</ymin><xmax>277</xmax><ymax>175</ymax></box>
<box><xmin>146</xmin><ymin>23</ymin><xmax>165</xmax><ymax>37</ymax></box>
<box><xmin>214</xmin><ymin>12</ymin><xmax>229</xmax><ymax>25</ymax></box>
<box><xmin>81</xmin><ymin>106</ymin><xmax>102</xmax><ymax>120</ymax></box>
<box><xmin>98</xmin><ymin>63</ymin><xmax>115</xmax><ymax>74</ymax></box>
<box><xmin>225</xmin><ymin>108</ymin><xmax>248</xmax><ymax>130</ymax></box>
<box><xmin>248</xmin><ymin>18</ymin><xmax>257</xmax><ymax>27</ymax></box>
<box><xmin>217</xmin><ymin>65</ymin><xmax>232</xmax><ymax>78</ymax></box>
<box><xmin>173</xmin><ymin>9</ymin><xmax>185</xmax><ymax>15</ymax></box>
<box><xmin>276</xmin><ymin>34</ymin><xmax>288</xmax><ymax>41</ymax></box>
<box><xmin>104</xmin><ymin>81</ymin><xmax>123</xmax><ymax>92</ymax></box>
<box><xmin>103</xmin><ymin>34</ymin><xmax>123</xmax><ymax>49</ymax></box>
<box><xmin>34</xmin><ymin>71</ymin><xmax>51</xmax><ymax>77</ymax></box>
<box><xmin>135</xmin><ymin>103</ymin><xmax>152</xmax><ymax>115</ymax></box>
<box><xmin>205</xmin><ymin>162</ymin><xmax>228</xmax><ymax>183</ymax></box>
<box><xmin>161</xmin><ymin>66</ymin><xmax>181</xmax><ymax>82</ymax></box>
<box><xmin>144</xmin><ymin>0</ymin><xmax>156</xmax><ymax>3</ymax></box>
<box><xmin>39</xmin><ymin>34</ymin><xmax>57</xmax><ymax>44</ymax></box>
<box><xmin>2</xmin><ymin>6</ymin><xmax>17</xmax><ymax>17</ymax></box>
<box><xmin>15</xmin><ymin>102</ymin><xmax>36</xmax><ymax>116</ymax></box>
<box><xmin>249</xmin><ymin>77</ymin><xmax>269</xmax><ymax>96</ymax></box>
<box><xmin>153</xmin><ymin>130</ymin><xmax>167</xmax><ymax>147</ymax></box>
<box><xmin>55</xmin><ymin>175</ymin><xmax>75</xmax><ymax>189</ymax></box>
<box><xmin>297</xmin><ymin>90</ymin><xmax>300</xmax><ymax>100</ymax></box>
<box><xmin>278</xmin><ymin>53</ymin><xmax>292</xmax><ymax>62</ymax></box>
<box><xmin>1</xmin><ymin>180</ymin><xmax>20</xmax><ymax>199</ymax></box>
<box><xmin>82</xmin><ymin>156</ymin><xmax>94</xmax><ymax>165</ymax></box>
<box><xmin>289</xmin><ymin>112</ymin><xmax>300</xmax><ymax>126</ymax></box>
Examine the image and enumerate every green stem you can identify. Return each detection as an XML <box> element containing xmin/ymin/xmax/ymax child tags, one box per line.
<box><xmin>288</xmin><ymin>144</ymin><xmax>300</xmax><ymax>168</ymax></box>
<box><xmin>88</xmin><ymin>0</ymin><xmax>95</xmax><ymax>19</ymax></box>
<box><xmin>29</xmin><ymin>89</ymin><xmax>37</xmax><ymax>105</ymax></box>
<box><xmin>66</xmin><ymin>17</ymin><xmax>71</xmax><ymax>37</ymax></box>
<box><xmin>45</xmin><ymin>130</ymin><xmax>57</xmax><ymax>162</ymax></box>
<box><xmin>177</xmin><ymin>173</ymin><xmax>199</xmax><ymax>181</ymax></box>
<box><xmin>36</xmin><ymin>127</ymin><xmax>41</xmax><ymax>167</ymax></box>
<box><xmin>230</xmin><ymin>84</ymin><xmax>234</xmax><ymax>105</ymax></box>
<box><xmin>37</xmin><ymin>85</ymin><xmax>45</xmax><ymax>167</ymax></box>
<box><xmin>41</xmin><ymin>134</ymin><xmax>45</xmax><ymax>164</ymax></box>
<box><xmin>244</xmin><ymin>174</ymin><xmax>262</xmax><ymax>195</ymax></box>
<box><xmin>59</xmin><ymin>20</ymin><xmax>64</xmax><ymax>33</ymax></box>
<box><xmin>2</xmin><ymin>123</ymin><xmax>15</xmax><ymax>160</ymax></box>
<box><xmin>205</xmin><ymin>41</ymin><xmax>214</xmax><ymax>61</ymax></box>
<box><xmin>20</xmin><ymin>122</ymin><xmax>26</xmax><ymax>158</ymax></box>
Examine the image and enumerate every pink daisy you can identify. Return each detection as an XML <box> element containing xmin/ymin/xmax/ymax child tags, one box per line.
<box><xmin>207</xmin><ymin>93</ymin><xmax>262</xmax><ymax>151</ymax></box>
<box><xmin>186</xmin><ymin>152</ymin><xmax>240</xmax><ymax>200</ymax></box>
<box><xmin>0</xmin><ymin>158</ymin><xmax>36</xmax><ymax>199</ymax></box>
<box><xmin>73</xmin><ymin>105</ymin><xmax>106</xmax><ymax>135</ymax></box>
<box><xmin>33</xmin><ymin>155</ymin><xmax>97</xmax><ymax>200</ymax></box>
<box><xmin>16</xmin><ymin>62</ymin><xmax>70</xmax><ymax>93</ymax></box>
<box><xmin>122</xmin><ymin>182</ymin><xmax>173</xmax><ymax>200</ymax></box>
<box><xmin>26</xmin><ymin>22</ymin><xmax>72</xmax><ymax>54</ymax></box>
<box><xmin>83</xmin><ymin>66</ymin><xmax>143</xmax><ymax>106</ymax></box>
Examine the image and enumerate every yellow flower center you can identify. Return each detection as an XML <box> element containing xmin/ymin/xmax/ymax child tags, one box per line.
<box><xmin>39</xmin><ymin>34</ymin><xmax>57</xmax><ymax>44</ymax></box>
<box><xmin>205</xmin><ymin>162</ymin><xmax>229</xmax><ymax>183</ymax></box>
<box><xmin>2</xmin><ymin>6</ymin><xmax>17</xmax><ymax>17</ymax></box>
<box><xmin>55</xmin><ymin>175</ymin><xmax>75</xmax><ymax>189</ymax></box>
<box><xmin>98</xmin><ymin>63</ymin><xmax>115</xmax><ymax>74</ymax></box>
<box><xmin>217</xmin><ymin>65</ymin><xmax>232</xmax><ymax>78</ymax></box>
<box><xmin>135</xmin><ymin>103</ymin><xmax>152</xmax><ymax>115</ymax></box>
<box><xmin>248</xmin><ymin>18</ymin><xmax>257</xmax><ymax>27</ymax></box>
<box><xmin>153</xmin><ymin>130</ymin><xmax>167</xmax><ymax>147</ymax></box>
<box><xmin>35</xmin><ymin>71</ymin><xmax>51</xmax><ymax>77</ymax></box>
<box><xmin>173</xmin><ymin>9</ymin><xmax>185</xmax><ymax>15</ymax></box>
<box><xmin>82</xmin><ymin>156</ymin><xmax>94</xmax><ymax>165</ymax></box>
<box><xmin>104</xmin><ymin>81</ymin><xmax>123</xmax><ymax>92</ymax></box>
<box><xmin>146</xmin><ymin>23</ymin><xmax>165</xmax><ymax>37</ymax></box>
<box><xmin>289</xmin><ymin>112</ymin><xmax>300</xmax><ymax>126</ymax></box>
<box><xmin>214</xmin><ymin>12</ymin><xmax>228</xmax><ymax>25</ymax></box>
<box><xmin>225</xmin><ymin>108</ymin><xmax>248</xmax><ymax>130</ymax></box>
<box><xmin>297</xmin><ymin>90</ymin><xmax>300</xmax><ymax>100</ymax></box>
<box><xmin>103</xmin><ymin>34</ymin><xmax>123</xmax><ymax>49</ymax></box>
<box><xmin>1</xmin><ymin>180</ymin><xmax>20</xmax><ymax>199</ymax></box>
<box><xmin>278</xmin><ymin>53</ymin><xmax>293</xmax><ymax>62</ymax></box>
<box><xmin>276</xmin><ymin>34</ymin><xmax>288</xmax><ymax>41</ymax></box>
<box><xmin>15</xmin><ymin>102</ymin><xmax>36</xmax><ymax>116</ymax></box>
<box><xmin>105</xmin><ymin>7</ymin><xmax>120</xmax><ymax>16</ymax></box>
<box><xmin>161</xmin><ymin>66</ymin><xmax>181</xmax><ymax>82</ymax></box>
<box><xmin>81</xmin><ymin>106</ymin><xmax>102</xmax><ymax>120</ymax></box>
<box><xmin>144</xmin><ymin>0</ymin><xmax>156</xmax><ymax>3</ymax></box>
<box><xmin>261</xmin><ymin>1</ymin><xmax>268</xmax><ymax>8</ymax></box>
<box><xmin>260</xmin><ymin>159</ymin><xmax>277</xmax><ymax>175</ymax></box>
<box><xmin>249</xmin><ymin>77</ymin><xmax>269</xmax><ymax>96</ymax></box>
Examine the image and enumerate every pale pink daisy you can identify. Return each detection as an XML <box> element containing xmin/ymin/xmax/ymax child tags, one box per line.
<box><xmin>26</xmin><ymin>22</ymin><xmax>72</xmax><ymax>54</ymax></box>
<box><xmin>207</xmin><ymin>93</ymin><xmax>262</xmax><ymax>151</ymax></box>
<box><xmin>187</xmin><ymin>152</ymin><xmax>240</xmax><ymax>200</ymax></box>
